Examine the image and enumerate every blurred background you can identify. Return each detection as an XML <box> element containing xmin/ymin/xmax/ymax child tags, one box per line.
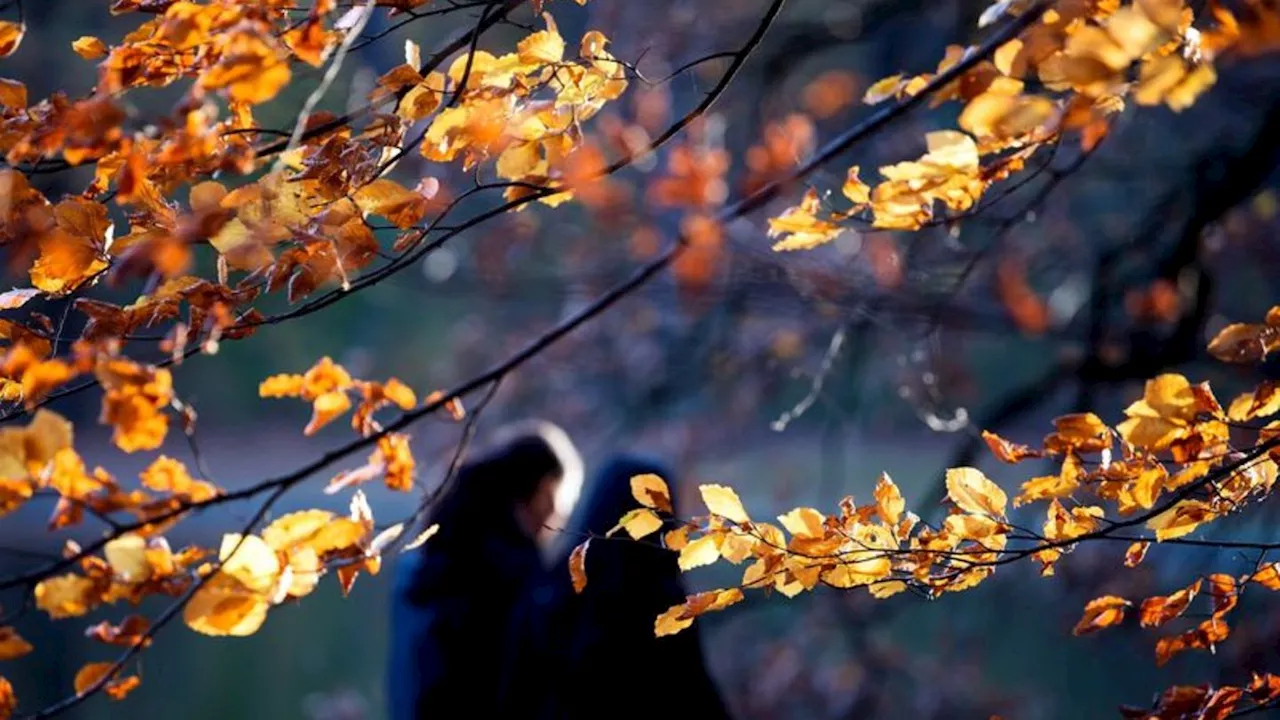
<box><xmin>3</xmin><ymin>0</ymin><xmax>1280</xmax><ymax>718</ymax></box>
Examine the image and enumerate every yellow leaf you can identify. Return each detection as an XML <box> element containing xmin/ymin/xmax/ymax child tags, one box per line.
<box><xmin>259</xmin><ymin>373</ymin><xmax>305</xmax><ymax>398</ymax></box>
<box><xmin>1072</xmin><ymin>595</ymin><xmax>1131</xmax><ymax>635</ymax></box>
<box><xmin>569</xmin><ymin>539</ymin><xmax>588</xmax><ymax>594</ymax></box>
<box><xmin>496</xmin><ymin>141</ymin><xmax>543</xmax><ymax>180</ymax></box>
<box><xmin>1146</xmin><ymin>499</ymin><xmax>1214</xmax><ymax>541</ymax></box>
<box><xmin>945</xmin><ymin>467</ymin><xmax>1007</xmax><ymax>518</ymax></box>
<box><xmin>74</xmin><ymin>663</ymin><xmax>139</xmax><ymax>700</ymax></box>
<box><xmin>352</xmin><ymin>178</ymin><xmax>429</xmax><ymax>229</ymax></box>
<box><xmin>654</xmin><ymin>604</ymin><xmax>694</xmax><ymax>637</ymax></box>
<box><xmin>72</xmin><ymin>36</ymin><xmax>108</xmax><ymax>60</ymax></box>
<box><xmin>0</xmin><ymin>22</ymin><xmax>23</xmax><ymax>58</ymax></box>
<box><xmin>217</xmin><ymin>533</ymin><xmax>280</xmax><ymax>595</ymax></box>
<box><xmin>699</xmin><ymin>484</ymin><xmax>749</xmax><ymax>523</ymax></box>
<box><xmin>677</xmin><ymin>535</ymin><xmax>720</xmax><ymax>571</ymax></box>
<box><xmin>517</xmin><ymin>13</ymin><xmax>565</xmax><ymax>66</ymax></box>
<box><xmin>34</xmin><ymin>574</ymin><xmax>97</xmax><ymax>619</ymax></box>
<box><xmin>863</xmin><ymin>74</ymin><xmax>905</xmax><ymax>104</ymax></box>
<box><xmin>778</xmin><ymin>507</ymin><xmax>826</xmax><ymax>539</ymax></box>
<box><xmin>104</xmin><ymin>533</ymin><xmax>152</xmax><ymax>584</ymax></box>
<box><xmin>0</xmin><ymin>628</ymin><xmax>32</xmax><ymax>661</ymax></box>
<box><xmin>402</xmin><ymin>523</ymin><xmax>439</xmax><ymax>552</ymax></box>
<box><xmin>614</xmin><ymin>507</ymin><xmax>662</xmax><ymax>539</ymax></box>
<box><xmin>873</xmin><ymin>472</ymin><xmax>905</xmax><ymax>525</ymax></box>
<box><xmin>262</xmin><ymin>509</ymin><xmax>335</xmax><ymax>551</ymax></box>
<box><xmin>842</xmin><ymin>166</ymin><xmax>870</xmax><ymax>205</ymax></box>
<box><xmin>630</xmin><ymin>474</ymin><xmax>673</xmax><ymax>513</ymax></box>
<box><xmin>183</xmin><ymin>573</ymin><xmax>269</xmax><ymax>637</ymax></box>
<box><xmin>30</xmin><ymin>231</ymin><xmax>108</xmax><ymax>296</ymax></box>
<box><xmin>305</xmin><ymin>390</ymin><xmax>352</xmax><ymax>436</ymax></box>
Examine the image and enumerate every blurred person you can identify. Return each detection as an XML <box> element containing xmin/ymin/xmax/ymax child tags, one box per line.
<box><xmin>385</xmin><ymin>421</ymin><xmax>582</xmax><ymax>719</ymax></box>
<box><xmin>544</xmin><ymin>453</ymin><xmax>733</xmax><ymax>719</ymax></box>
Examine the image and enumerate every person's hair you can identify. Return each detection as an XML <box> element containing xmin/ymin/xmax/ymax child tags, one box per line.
<box><xmin>422</xmin><ymin>420</ymin><xmax>579</xmax><ymax>545</ymax></box>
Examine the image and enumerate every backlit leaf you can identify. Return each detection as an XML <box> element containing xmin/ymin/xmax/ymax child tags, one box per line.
<box><xmin>614</xmin><ymin>507</ymin><xmax>662</xmax><ymax>540</ymax></box>
<box><xmin>945</xmin><ymin>467</ymin><xmax>1008</xmax><ymax>518</ymax></box>
<box><xmin>1073</xmin><ymin>595</ymin><xmax>1131</xmax><ymax>635</ymax></box>
<box><xmin>631</xmin><ymin>474</ymin><xmax>673</xmax><ymax>513</ymax></box>
<box><xmin>569</xmin><ymin>539</ymin><xmax>588</xmax><ymax>594</ymax></box>
<box><xmin>677</xmin><ymin>535</ymin><xmax>720</xmax><ymax>571</ymax></box>
<box><xmin>0</xmin><ymin>22</ymin><xmax>23</xmax><ymax>58</ymax></box>
<box><xmin>699</xmin><ymin>484</ymin><xmax>749</xmax><ymax>523</ymax></box>
<box><xmin>0</xmin><ymin>628</ymin><xmax>31</xmax><ymax>661</ymax></box>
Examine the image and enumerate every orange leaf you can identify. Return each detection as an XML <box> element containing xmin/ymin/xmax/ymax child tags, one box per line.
<box><xmin>0</xmin><ymin>22</ymin><xmax>23</xmax><ymax>58</ymax></box>
<box><xmin>698</xmin><ymin>484</ymin><xmax>748</xmax><ymax>523</ymax></box>
<box><xmin>630</xmin><ymin>474</ymin><xmax>673</xmax><ymax>514</ymax></box>
<box><xmin>1124</xmin><ymin>541</ymin><xmax>1150</xmax><ymax>567</ymax></box>
<box><xmin>0</xmin><ymin>676</ymin><xmax>13</xmax><ymax>719</ymax></box>
<box><xmin>0</xmin><ymin>628</ymin><xmax>31</xmax><ymax>661</ymax></box>
<box><xmin>74</xmin><ymin>662</ymin><xmax>140</xmax><ymax>700</ymax></box>
<box><xmin>982</xmin><ymin>430</ymin><xmax>1042</xmax><ymax>463</ymax></box>
<box><xmin>569</xmin><ymin>539</ymin><xmax>588</xmax><ymax>594</ymax></box>
<box><xmin>72</xmin><ymin>36</ymin><xmax>108</xmax><ymax>60</ymax></box>
<box><xmin>1073</xmin><ymin>595</ymin><xmax>1130</xmax><ymax>635</ymax></box>
<box><xmin>1139</xmin><ymin>579</ymin><xmax>1200</xmax><ymax>627</ymax></box>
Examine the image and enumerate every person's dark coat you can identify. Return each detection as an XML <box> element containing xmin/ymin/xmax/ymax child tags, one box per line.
<box><xmin>385</xmin><ymin>438</ymin><xmax>559</xmax><ymax>719</ymax></box>
<box><xmin>550</xmin><ymin>454</ymin><xmax>732</xmax><ymax>719</ymax></box>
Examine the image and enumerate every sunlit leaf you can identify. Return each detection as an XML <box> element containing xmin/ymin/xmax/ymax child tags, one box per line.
<box><xmin>699</xmin><ymin>484</ymin><xmax>748</xmax><ymax>523</ymax></box>
<box><xmin>1073</xmin><ymin>595</ymin><xmax>1131</xmax><ymax>635</ymax></box>
<box><xmin>569</xmin><ymin>539</ymin><xmax>588</xmax><ymax>594</ymax></box>
<box><xmin>631</xmin><ymin>474</ymin><xmax>673</xmax><ymax>513</ymax></box>
<box><xmin>945</xmin><ymin>467</ymin><xmax>1008</xmax><ymax>518</ymax></box>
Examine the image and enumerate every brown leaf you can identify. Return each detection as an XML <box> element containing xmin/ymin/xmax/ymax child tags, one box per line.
<box><xmin>982</xmin><ymin>430</ymin><xmax>1042</xmax><ymax>463</ymax></box>
<box><xmin>568</xmin><ymin>539</ymin><xmax>588</xmax><ymax>594</ymax></box>
<box><xmin>1073</xmin><ymin>595</ymin><xmax>1130</xmax><ymax>635</ymax></box>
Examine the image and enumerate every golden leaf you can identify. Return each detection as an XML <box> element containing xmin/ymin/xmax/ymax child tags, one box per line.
<box><xmin>259</xmin><ymin>374</ymin><xmax>305</xmax><ymax>398</ymax></box>
<box><xmin>677</xmin><ymin>535</ymin><xmax>720</xmax><ymax>571</ymax></box>
<box><xmin>183</xmin><ymin>573</ymin><xmax>269</xmax><ymax>637</ymax></box>
<box><xmin>569</xmin><ymin>539</ymin><xmax>589</xmax><ymax>594</ymax></box>
<box><xmin>0</xmin><ymin>628</ymin><xmax>31</xmax><ymax>661</ymax></box>
<box><xmin>1139</xmin><ymin>579</ymin><xmax>1201</xmax><ymax>627</ymax></box>
<box><xmin>842</xmin><ymin>166</ymin><xmax>871</xmax><ymax>205</ymax></box>
<box><xmin>614</xmin><ymin>508</ymin><xmax>662</xmax><ymax>540</ymax></box>
<box><xmin>34</xmin><ymin>574</ymin><xmax>98</xmax><ymax>619</ymax></box>
<box><xmin>698</xmin><ymin>484</ymin><xmax>749</xmax><ymax>523</ymax></box>
<box><xmin>217</xmin><ymin>533</ymin><xmax>280</xmax><ymax>595</ymax></box>
<box><xmin>73</xmin><ymin>36</ymin><xmax>108</xmax><ymax>60</ymax></box>
<box><xmin>74</xmin><ymin>663</ymin><xmax>140</xmax><ymax>700</ymax></box>
<box><xmin>1125</xmin><ymin>540</ymin><xmax>1150</xmax><ymax>567</ymax></box>
<box><xmin>304</xmin><ymin>390</ymin><xmax>352</xmax><ymax>436</ymax></box>
<box><xmin>0</xmin><ymin>22</ymin><xmax>23</xmax><ymax>58</ymax></box>
<box><xmin>29</xmin><ymin>231</ymin><xmax>108</xmax><ymax>296</ymax></box>
<box><xmin>778</xmin><ymin>507</ymin><xmax>826</xmax><ymax>539</ymax></box>
<box><xmin>517</xmin><ymin>13</ymin><xmax>565</xmax><ymax>66</ymax></box>
<box><xmin>352</xmin><ymin>179</ymin><xmax>429</xmax><ymax>229</ymax></box>
<box><xmin>1146</xmin><ymin>499</ymin><xmax>1214</xmax><ymax>540</ymax></box>
<box><xmin>104</xmin><ymin>533</ymin><xmax>152</xmax><ymax>584</ymax></box>
<box><xmin>199</xmin><ymin>29</ymin><xmax>291</xmax><ymax>105</ymax></box>
<box><xmin>630</xmin><ymin>474</ymin><xmax>673</xmax><ymax>513</ymax></box>
<box><xmin>945</xmin><ymin>467</ymin><xmax>1008</xmax><ymax>518</ymax></box>
<box><xmin>1073</xmin><ymin>595</ymin><xmax>1130</xmax><ymax>635</ymax></box>
<box><xmin>863</xmin><ymin>74</ymin><xmax>906</xmax><ymax>104</ymax></box>
<box><xmin>873</xmin><ymin>472</ymin><xmax>905</xmax><ymax>525</ymax></box>
<box><xmin>654</xmin><ymin>604</ymin><xmax>694</xmax><ymax>637</ymax></box>
<box><xmin>262</xmin><ymin>509</ymin><xmax>334</xmax><ymax>551</ymax></box>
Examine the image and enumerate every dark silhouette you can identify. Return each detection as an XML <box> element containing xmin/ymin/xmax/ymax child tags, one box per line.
<box><xmin>385</xmin><ymin>430</ymin><xmax>568</xmax><ymax>719</ymax></box>
<box><xmin>549</xmin><ymin>454</ymin><xmax>733</xmax><ymax>719</ymax></box>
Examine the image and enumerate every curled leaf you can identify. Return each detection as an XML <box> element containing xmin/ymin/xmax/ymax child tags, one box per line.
<box><xmin>569</xmin><ymin>539</ymin><xmax>589</xmax><ymax>594</ymax></box>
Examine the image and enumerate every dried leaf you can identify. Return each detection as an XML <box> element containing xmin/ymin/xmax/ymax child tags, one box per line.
<box><xmin>569</xmin><ymin>539</ymin><xmax>589</xmax><ymax>594</ymax></box>
<box><xmin>699</xmin><ymin>484</ymin><xmax>749</xmax><ymax>523</ymax></box>
<box><xmin>631</xmin><ymin>474</ymin><xmax>673</xmax><ymax>513</ymax></box>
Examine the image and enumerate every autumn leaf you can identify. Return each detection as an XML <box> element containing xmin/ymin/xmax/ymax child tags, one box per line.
<box><xmin>517</xmin><ymin>13</ymin><xmax>565</xmax><ymax>65</ymax></box>
<box><xmin>1073</xmin><ymin>595</ymin><xmax>1131</xmax><ymax>635</ymax></box>
<box><xmin>1125</xmin><ymin>541</ymin><xmax>1150</xmax><ymax>567</ymax></box>
<box><xmin>34</xmin><ymin>574</ymin><xmax>98</xmax><ymax>619</ymax></box>
<box><xmin>699</xmin><ymin>484</ymin><xmax>749</xmax><ymax>523</ymax></box>
<box><xmin>0</xmin><ymin>628</ymin><xmax>32</xmax><ymax>661</ymax></box>
<box><xmin>945</xmin><ymin>467</ymin><xmax>1008</xmax><ymax>518</ymax></box>
<box><xmin>569</xmin><ymin>539</ymin><xmax>589</xmax><ymax>594</ymax></box>
<box><xmin>1140</xmin><ymin>579</ymin><xmax>1201</xmax><ymax>627</ymax></box>
<box><xmin>631</xmin><ymin>474</ymin><xmax>673</xmax><ymax>513</ymax></box>
<box><xmin>0</xmin><ymin>22</ymin><xmax>23</xmax><ymax>58</ymax></box>
<box><xmin>73</xmin><ymin>36</ymin><xmax>109</xmax><ymax>60</ymax></box>
<box><xmin>677</xmin><ymin>535</ymin><xmax>720</xmax><ymax>571</ymax></box>
<box><xmin>874</xmin><ymin>473</ymin><xmax>905</xmax><ymax>525</ymax></box>
<box><xmin>777</xmin><ymin>507</ymin><xmax>826</xmax><ymax>539</ymax></box>
<box><xmin>613</xmin><ymin>508</ymin><xmax>662</xmax><ymax>540</ymax></box>
<box><xmin>104</xmin><ymin>533</ymin><xmax>152</xmax><ymax>584</ymax></box>
<box><xmin>982</xmin><ymin>430</ymin><xmax>1042</xmax><ymax>463</ymax></box>
<box><xmin>0</xmin><ymin>677</ymin><xmax>13</xmax><ymax>719</ymax></box>
<box><xmin>74</xmin><ymin>662</ymin><xmax>140</xmax><ymax>700</ymax></box>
